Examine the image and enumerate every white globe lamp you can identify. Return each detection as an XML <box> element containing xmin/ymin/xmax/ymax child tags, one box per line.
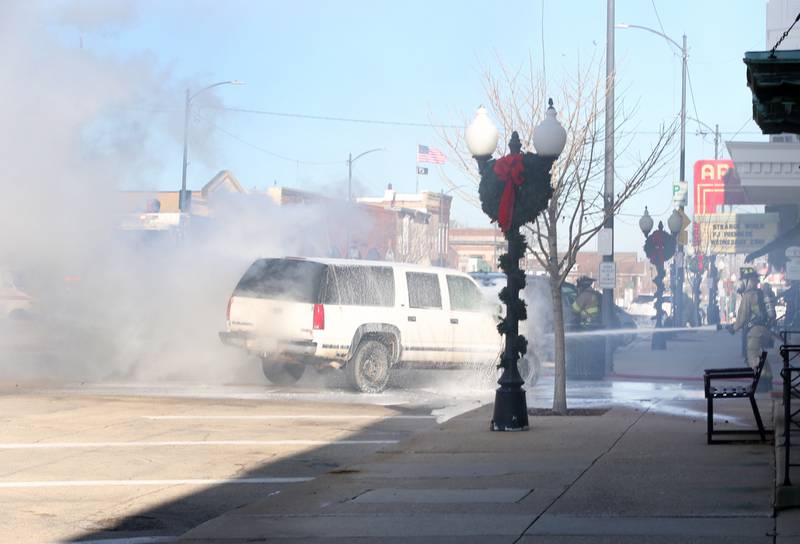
<box><xmin>465</xmin><ymin>106</ymin><xmax>499</xmax><ymax>157</ymax></box>
<box><xmin>533</xmin><ymin>99</ymin><xmax>567</xmax><ymax>157</ymax></box>
<box><xmin>639</xmin><ymin>206</ymin><xmax>654</xmax><ymax>237</ymax></box>
<box><xmin>667</xmin><ymin>209</ymin><xmax>682</xmax><ymax>236</ymax></box>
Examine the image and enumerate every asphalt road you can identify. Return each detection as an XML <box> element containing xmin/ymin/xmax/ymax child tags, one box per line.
<box><xmin>0</xmin><ymin>331</ymin><xmax>722</xmax><ymax>544</ymax></box>
<box><xmin>0</xmin><ymin>383</ymin><xmax>455</xmax><ymax>544</ymax></box>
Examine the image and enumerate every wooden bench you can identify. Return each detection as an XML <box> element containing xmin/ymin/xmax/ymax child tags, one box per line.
<box><xmin>704</xmin><ymin>351</ymin><xmax>770</xmax><ymax>444</ymax></box>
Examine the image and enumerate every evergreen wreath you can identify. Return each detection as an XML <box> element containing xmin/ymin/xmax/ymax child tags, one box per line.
<box><xmin>643</xmin><ymin>227</ymin><xmax>676</xmax><ymax>266</ymax></box>
<box><xmin>478</xmin><ymin>132</ymin><xmax>555</xmax><ymax>233</ymax></box>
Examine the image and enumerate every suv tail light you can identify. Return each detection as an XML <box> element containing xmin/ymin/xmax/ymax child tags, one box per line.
<box><xmin>226</xmin><ymin>297</ymin><xmax>233</xmax><ymax>321</ymax></box>
<box><xmin>313</xmin><ymin>303</ymin><xmax>325</xmax><ymax>330</ymax></box>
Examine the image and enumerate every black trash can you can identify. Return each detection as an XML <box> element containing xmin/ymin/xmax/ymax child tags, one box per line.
<box><xmin>566</xmin><ymin>326</ymin><xmax>605</xmax><ymax>380</ymax></box>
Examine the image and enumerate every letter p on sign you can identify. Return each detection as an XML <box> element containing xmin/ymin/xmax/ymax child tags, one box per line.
<box><xmin>672</xmin><ymin>181</ymin><xmax>688</xmax><ymax>207</ymax></box>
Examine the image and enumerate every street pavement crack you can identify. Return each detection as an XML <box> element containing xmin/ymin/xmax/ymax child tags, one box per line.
<box><xmin>512</xmin><ymin>401</ymin><xmax>655</xmax><ymax>543</ymax></box>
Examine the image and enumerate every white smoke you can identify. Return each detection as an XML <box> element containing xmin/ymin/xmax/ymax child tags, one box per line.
<box><xmin>0</xmin><ymin>2</ymin><xmax>377</xmax><ymax>384</ymax></box>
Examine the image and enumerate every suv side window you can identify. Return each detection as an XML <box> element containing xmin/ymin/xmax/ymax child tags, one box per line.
<box><xmin>406</xmin><ymin>272</ymin><xmax>442</xmax><ymax>309</ymax></box>
<box><xmin>323</xmin><ymin>265</ymin><xmax>395</xmax><ymax>306</ymax></box>
<box><xmin>446</xmin><ymin>275</ymin><xmax>483</xmax><ymax>311</ymax></box>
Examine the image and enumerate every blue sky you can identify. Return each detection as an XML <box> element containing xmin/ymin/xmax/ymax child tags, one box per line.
<box><xmin>71</xmin><ymin>0</ymin><xmax>768</xmax><ymax>252</ymax></box>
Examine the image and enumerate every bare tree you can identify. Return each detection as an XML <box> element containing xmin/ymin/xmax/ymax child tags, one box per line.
<box><xmin>439</xmin><ymin>55</ymin><xmax>676</xmax><ymax>413</ymax></box>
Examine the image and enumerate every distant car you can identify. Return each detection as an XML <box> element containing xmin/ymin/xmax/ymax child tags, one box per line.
<box><xmin>628</xmin><ymin>294</ymin><xmax>655</xmax><ymax>315</ymax></box>
<box><xmin>220</xmin><ymin>258</ymin><xmax>541</xmax><ymax>393</ymax></box>
<box><xmin>0</xmin><ymin>270</ymin><xmax>32</xmax><ymax>319</ymax></box>
<box><xmin>626</xmin><ymin>294</ymin><xmax>671</xmax><ymax>327</ymax></box>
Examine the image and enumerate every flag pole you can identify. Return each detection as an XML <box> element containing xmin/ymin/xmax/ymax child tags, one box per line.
<box><xmin>415</xmin><ymin>143</ymin><xmax>419</xmax><ymax>193</ymax></box>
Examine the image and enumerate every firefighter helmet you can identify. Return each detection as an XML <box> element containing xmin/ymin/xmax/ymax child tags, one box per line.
<box><xmin>739</xmin><ymin>266</ymin><xmax>759</xmax><ymax>281</ymax></box>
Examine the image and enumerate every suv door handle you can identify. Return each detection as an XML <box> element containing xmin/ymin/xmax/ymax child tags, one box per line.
<box><xmin>450</xmin><ymin>318</ymin><xmax>459</xmax><ymax>324</ymax></box>
<box><xmin>408</xmin><ymin>316</ymin><xmax>416</xmax><ymax>322</ymax></box>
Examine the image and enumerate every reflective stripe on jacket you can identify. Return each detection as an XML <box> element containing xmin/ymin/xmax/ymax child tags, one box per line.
<box><xmin>572</xmin><ymin>290</ymin><xmax>601</xmax><ymax>323</ymax></box>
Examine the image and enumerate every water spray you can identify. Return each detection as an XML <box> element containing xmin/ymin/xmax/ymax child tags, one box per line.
<box><xmin>564</xmin><ymin>324</ymin><xmax>719</xmax><ymax>338</ymax></box>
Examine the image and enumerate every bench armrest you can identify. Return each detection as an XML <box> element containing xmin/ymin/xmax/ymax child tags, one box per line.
<box><xmin>704</xmin><ymin>366</ymin><xmax>753</xmax><ymax>375</ymax></box>
<box><xmin>704</xmin><ymin>369</ymin><xmax>754</xmax><ymax>380</ymax></box>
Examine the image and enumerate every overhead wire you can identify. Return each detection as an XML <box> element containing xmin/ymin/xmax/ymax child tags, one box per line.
<box><xmin>193</xmin><ymin>111</ymin><xmax>343</xmax><ymax>166</ymax></box>
<box><xmin>200</xmin><ymin>105</ymin><xmax>464</xmax><ymax>129</ymax></box>
<box><xmin>199</xmin><ymin>104</ymin><xmax>737</xmax><ymax>136</ymax></box>
<box><xmin>541</xmin><ymin>0</ymin><xmax>547</xmax><ymax>90</ymax></box>
<box><xmin>729</xmin><ymin>116</ymin><xmax>759</xmax><ymax>141</ymax></box>
<box><xmin>651</xmin><ymin>0</ymin><xmax>668</xmax><ymax>38</ymax></box>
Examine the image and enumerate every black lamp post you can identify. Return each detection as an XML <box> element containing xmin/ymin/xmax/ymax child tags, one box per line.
<box><xmin>707</xmin><ymin>255</ymin><xmax>720</xmax><ymax>325</ymax></box>
<box><xmin>667</xmin><ymin>209</ymin><xmax>683</xmax><ymax>327</ymax></box>
<box><xmin>642</xmin><ymin>209</ymin><xmax>675</xmax><ymax>350</ymax></box>
<box><xmin>466</xmin><ymin>102</ymin><xmax>566</xmax><ymax>431</ymax></box>
<box><xmin>689</xmin><ymin>254</ymin><xmax>704</xmax><ymax>326</ymax></box>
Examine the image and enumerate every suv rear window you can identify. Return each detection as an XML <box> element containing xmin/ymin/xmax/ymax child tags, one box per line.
<box><xmin>233</xmin><ymin>259</ymin><xmax>325</xmax><ymax>302</ymax></box>
<box><xmin>323</xmin><ymin>265</ymin><xmax>395</xmax><ymax>306</ymax></box>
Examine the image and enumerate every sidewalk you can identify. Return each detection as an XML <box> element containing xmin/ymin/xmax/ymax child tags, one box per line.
<box><xmin>612</xmin><ymin>327</ymin><xmax>769</xmax><ymax>381</ymax></box>
<box><xmin>180</xmin><ymin>397</ymin><xmax>786</xmax><ymax>542</ymax></box>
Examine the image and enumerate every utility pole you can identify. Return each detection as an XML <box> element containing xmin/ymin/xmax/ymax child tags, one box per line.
<box><xmin>179</xmin><ymin>88</ymin><xmax>191</xmax><ymax>212</ymax></box>
<box><xmin>602</xmin><ymin>0</ymin><xmax>615</xmax><ymax>372</ymax></box>
<box><xmin>178</xmin><ymin>80</ymin><xmax>243</xmax><ymax>212</ymax></box>
<box><xmin>675</xmin><ymin>33</ymin><xmax>688</xmax><ymax>328</ymax></box>
<box><xmin>616</xmin><ymin>23</ymin><xmax>689</xmax><ymax>328</ymax></box>
<box><xmin>348</xmin><ymin>152</ymin><xmax>353</xmax><ymax>202</ymax></box>
<box><xmin>715</xmin><ymin>123</ymin><xmax>720</xmax><ymax>160</ymax></box>
<box><xmin>347</xmin><ymin>148</ymin><xmax>382</xmax><ymax>203</ymax></box>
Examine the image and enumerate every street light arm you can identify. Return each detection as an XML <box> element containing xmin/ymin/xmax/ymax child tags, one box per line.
<box><xmin>351</xmin><ymin>147</ymin><xmax>384</xmax><ymax>164</ymax></box>
<box><xmin>441</xmin><ymin>184</ymin><xmax>469</xmax><ymax>195</ymax></box>
<box><xmin>189</xmin><ymin>80</ymin><xmax>245</xmax><ymax>102</ymax></box>
<box><xmin>179</xmin><ymin>79</ymin><xmax>243</xmax><ymax>212</ymax></box>
<box><xmin>688</xmin><ymin>116</ymin><xmax>715</xmax><ymax>134</ymax></box>
<box><xmin>616</xmin><ymin>23</ymin><xmax>683</xmax><ymax>54</ymax></box>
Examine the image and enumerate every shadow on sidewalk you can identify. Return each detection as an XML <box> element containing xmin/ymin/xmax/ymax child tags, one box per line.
<box><xmin>64</xmin><ymin>402</ymin><xmax>432</xmax><ymax>543</ymax></box>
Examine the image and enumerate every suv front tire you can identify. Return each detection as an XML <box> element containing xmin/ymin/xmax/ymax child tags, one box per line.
<box><xmin>347</xmin><ymin>339</ymin><xmax>391</xmax><ymax>393</ymax></box>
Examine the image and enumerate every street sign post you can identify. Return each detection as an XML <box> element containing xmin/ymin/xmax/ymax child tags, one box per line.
<box><xmin>598</xmin><ymin>262</ymin><xmax>616</xmax><ymax>289</ymax></box>
<box><xmin>598</xmin><ymin>228</ymin><xmax>613</xmax><ymax>256</ymax></box>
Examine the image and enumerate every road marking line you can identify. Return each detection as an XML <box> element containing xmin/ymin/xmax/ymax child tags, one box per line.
<box><xmin>143</xmin><ymin>414</ymin><xmax>435</xmax><ymax>420</ymax></box>
<box><xmin>0</xmin><ymin>477</ymin><xmax>313</xmax><ymax>489</ymax></box>
<box><xmin>0</xmin><ymin>440</ymin><xmax>398</xmax><ymax>449</ymax></box>
<box><xmin>56</xmin><ymin>536</ymin><xmax>177</xmax><ymax>544</ymax></box>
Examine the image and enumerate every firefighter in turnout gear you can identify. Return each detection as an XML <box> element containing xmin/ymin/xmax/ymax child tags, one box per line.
<box><xmin>727</xmin><ymin>267</ymin><xmax>773</xmax><ymax>390</ymax></box>
<box><xmin>572</xmin><ymin>276</ymin><xmax>602</xmax><ymax>327</ymax></box>
<box><xmin>762</xmin><ymin>282</ymin><xmax>778</xmax><ymax>348</ymax></box>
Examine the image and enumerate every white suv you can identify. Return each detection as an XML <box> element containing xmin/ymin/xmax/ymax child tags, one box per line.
<box><xmin>220</xmin><ymin>257</ymin><xmax>537</xmax><ymax>393</ymax></box>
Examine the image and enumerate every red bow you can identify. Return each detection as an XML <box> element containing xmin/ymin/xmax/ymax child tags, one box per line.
<box><xmin>493</xmin><ymin>154</ymin><xmax>524</xmax><ymax>232</ymax></box>
<box><xmin>651</xmin><ymin>231</ymin><xmax>665</xmax><ymax>266</ymax></box>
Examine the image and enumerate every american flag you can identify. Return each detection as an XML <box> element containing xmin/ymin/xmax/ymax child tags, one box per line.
<box><xmin>417</xmin><ymin>144</ymin><xmax>446</xmax><ymax>164</ymax></box>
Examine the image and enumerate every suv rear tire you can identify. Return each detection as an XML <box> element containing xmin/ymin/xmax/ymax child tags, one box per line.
<box><xmin>347</xmin><ymin>339</ymin><xmax>390</xmax><ymax>393</ymax></box>
<box><xmin>261</xmin><ymin>357</ymin><xmax>305</xmax><ymax>386</ymax></box>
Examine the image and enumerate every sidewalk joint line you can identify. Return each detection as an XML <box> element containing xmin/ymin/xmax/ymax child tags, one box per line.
<box><xmin>512</xmin><ymin>402</ymin><xmax>655</xmax><ymax>543</ymax></box>
<box><xmin>515</xmin><ymin>488</ymin><xmax>535</xmax><ymax>504</ymax></box>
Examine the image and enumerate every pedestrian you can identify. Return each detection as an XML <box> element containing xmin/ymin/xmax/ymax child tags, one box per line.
<box><xmin>727</xmin><ymin>267</ymin><xmax>773</xmax><ymax>390</ymax></box>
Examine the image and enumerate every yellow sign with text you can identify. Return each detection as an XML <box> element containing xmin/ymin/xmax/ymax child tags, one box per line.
<box><xmin>694</xmin><ymin>213</ymin><xmax>779</xmax><ymax>254</ymax></box>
